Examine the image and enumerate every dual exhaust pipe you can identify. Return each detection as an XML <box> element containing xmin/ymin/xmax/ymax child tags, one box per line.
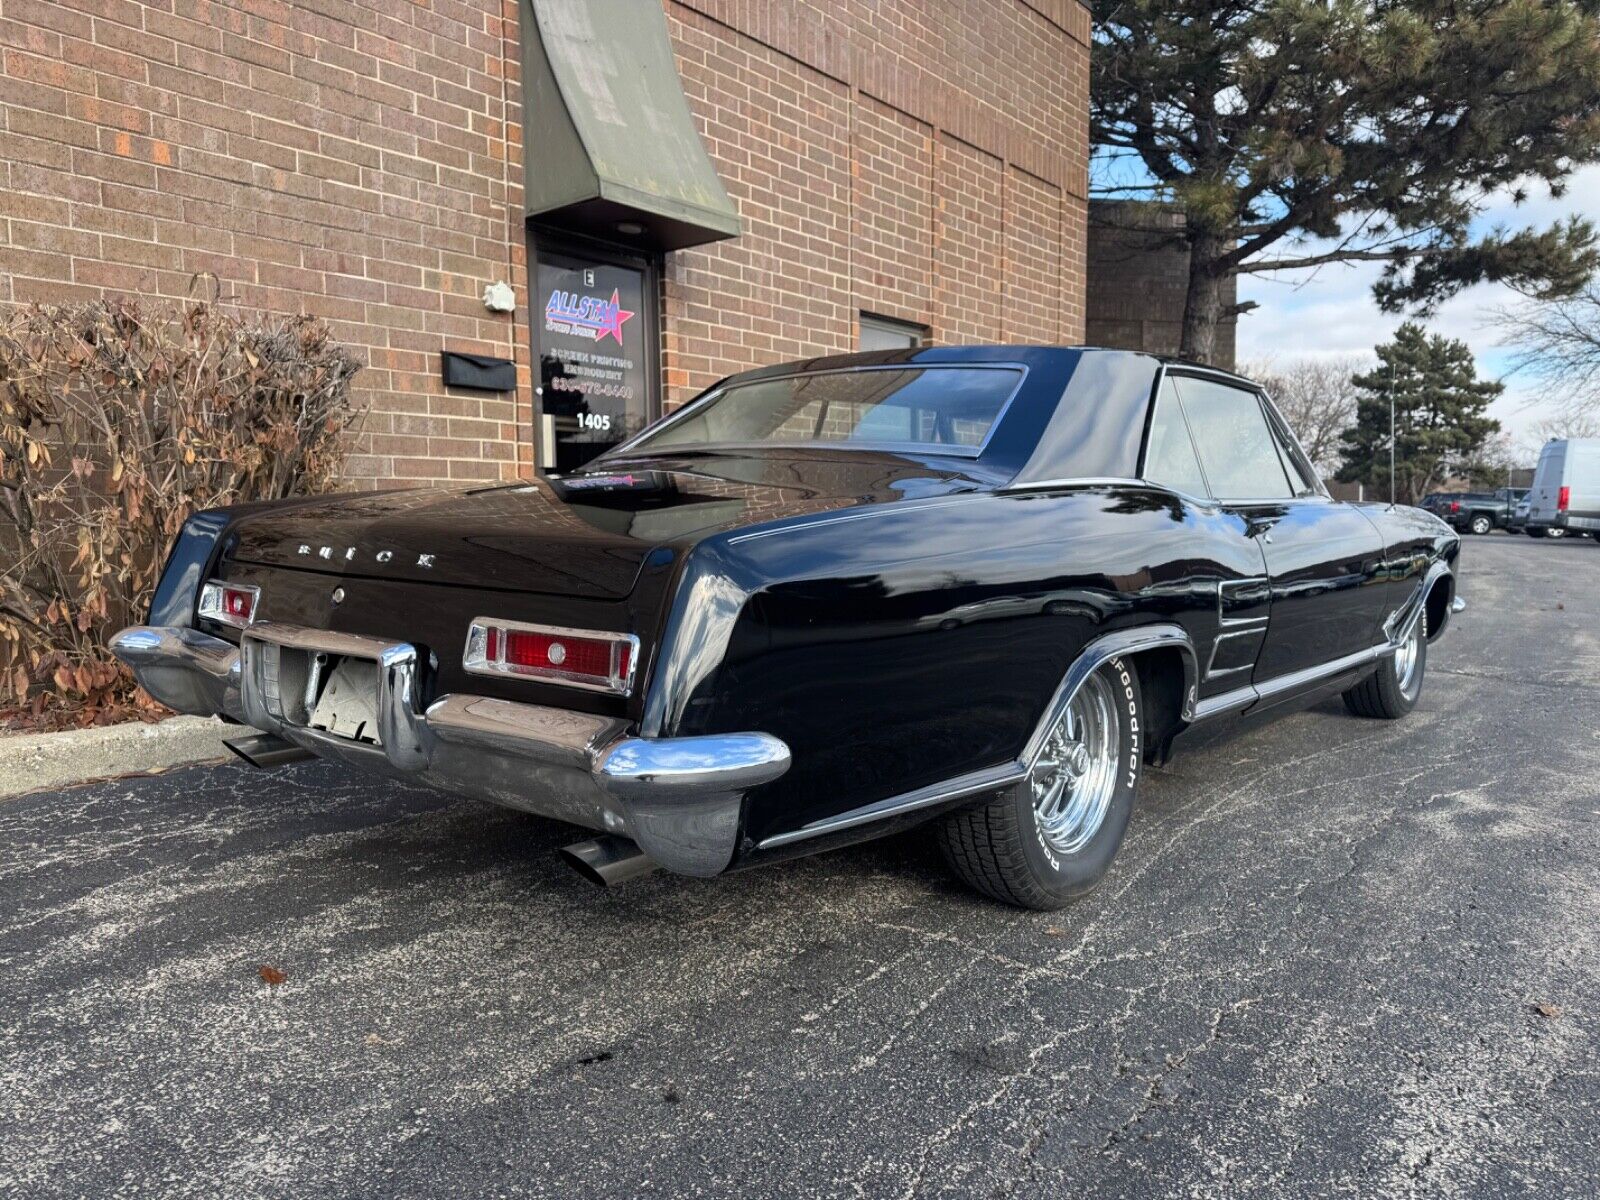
<box><xmin>226</xmin><ymin>733</ymin><xmax>656</xmax><ymax>888</ymax></box>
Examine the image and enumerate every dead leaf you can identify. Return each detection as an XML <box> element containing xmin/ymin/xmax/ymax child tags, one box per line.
<box><xmin>364</xmin><ymin>1033</ymin><xmax>388</xmax><ymax>1046</ymax></box>
<box><xmin>1532</xmin><ymin>1001</ymin><xmax>1563</xmax><ymax>1019</ymax></box>
<box><xmin>259</xmin><ymin>964</ymin><xmax>287</xmax><ymax>987</ymax></box>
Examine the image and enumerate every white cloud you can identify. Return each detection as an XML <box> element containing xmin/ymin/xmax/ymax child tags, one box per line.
<box><xmin>1235</xmin><ymin>167</ymin><xmax>1600</xmax><ymax>460</ymax></box>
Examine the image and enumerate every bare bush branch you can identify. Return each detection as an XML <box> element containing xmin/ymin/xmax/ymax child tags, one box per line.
<box><xmin>0</xmin><ymin>297</ymin><xmax>362</xmax><ymax>728</ymax></box>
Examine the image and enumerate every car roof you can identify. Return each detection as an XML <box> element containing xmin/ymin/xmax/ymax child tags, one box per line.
<box><xmin>696</xmin><ymin>347</ymin><xmax>1264</xmax><ymax>485</ymax></box>
<box><xmin>720</xmin><ymin>344</ymin><xmax>1257</xmax><ymax>385</ymax></box>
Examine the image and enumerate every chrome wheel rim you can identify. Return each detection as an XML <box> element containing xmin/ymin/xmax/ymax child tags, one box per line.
<box><xmin>1395</xmin><ymin>614</ymin><xmax>1424</xmax><ymax>700</ymax></box>
<box><xmin>1029</xmin><ymin>670</ymin><xmax>1120</xmax><ymax>856</ymax></box>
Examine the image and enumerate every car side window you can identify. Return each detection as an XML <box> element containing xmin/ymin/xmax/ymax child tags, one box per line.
<box><xmin>1261</xmin><ymin>402</ymin><xmax>1319</xmax><ymax>496</ymax></box>
<box><xmin>1142</xmin><ymin>378</ymin><xmax>1210</xmax><ymax>497</ymax></box>
<box><xmin>1173</xmin><ymin>377</ymin><xmax>1294</xmax><ymax>500</ymax></box>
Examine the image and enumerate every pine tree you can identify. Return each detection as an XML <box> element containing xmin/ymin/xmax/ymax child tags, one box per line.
<box><xmin>1093</xmin><ymin>2</ymin><xmax>1600</xmax><ymax>364</ymax></box>
<box><xmin>1335</xmin><ymin>323</ymin><xmax>1502</xmax><ymax>504</ymax></box>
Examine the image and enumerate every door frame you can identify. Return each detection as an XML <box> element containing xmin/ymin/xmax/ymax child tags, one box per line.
<box><xmin>527</xmin><ymin>223</ymin><xmax>663</xmax><ymax>473</ymax></box>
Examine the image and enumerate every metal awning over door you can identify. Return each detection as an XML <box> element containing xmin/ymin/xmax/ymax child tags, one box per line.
<box><xmin>520</xmin><ymin>0</ymin><xmax>741</xmax><ymax>252</ymax></box>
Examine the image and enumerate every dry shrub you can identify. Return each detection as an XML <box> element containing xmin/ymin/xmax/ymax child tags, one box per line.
<box><xmin>0</xmin><ymin>295</ymin><xmax>362</xmax><ymax>729</ymax></box>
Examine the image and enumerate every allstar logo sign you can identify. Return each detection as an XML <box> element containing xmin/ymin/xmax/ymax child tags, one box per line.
<box><xmin>544</xmin><ymin>287</ymin><xmax>636</xmax><ymax>346</ymax></box>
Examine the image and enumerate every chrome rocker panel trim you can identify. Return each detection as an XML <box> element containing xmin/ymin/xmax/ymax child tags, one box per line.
<box><xmin>110</xmin><ymin>622</ymin><xmax>791</xmax><ymax>878</ymax></box>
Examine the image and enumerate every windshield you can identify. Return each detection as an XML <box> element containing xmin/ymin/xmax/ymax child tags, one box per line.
<box><xmin>624</xmin><ymin>365</ymin><xmax>1023</xmax><ymax>457</ymax></box>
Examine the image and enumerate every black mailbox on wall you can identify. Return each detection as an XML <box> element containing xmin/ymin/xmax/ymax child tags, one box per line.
<box><xmin>442</xmin><ymin>351</ymin><xmax>516</xmax><ymax>392</ymax></box>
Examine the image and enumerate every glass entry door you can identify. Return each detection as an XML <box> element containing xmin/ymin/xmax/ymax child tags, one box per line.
<box><xmin>532</xmin><ymin>237</ymin><xmax>658</xmax><ymax>473</ymax></box>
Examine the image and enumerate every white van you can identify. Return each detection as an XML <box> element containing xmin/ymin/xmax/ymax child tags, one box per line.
<box><xmin>1526</xmin><ymin>438</ymin><xmax>1600</xmax><ymax>539</ymax></box>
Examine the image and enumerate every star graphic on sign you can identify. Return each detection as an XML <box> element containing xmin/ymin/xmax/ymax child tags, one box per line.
<box><xmin>596</xmin><ymin>289</ymin><xmax>635</xmax><ymax>345</ymax></box>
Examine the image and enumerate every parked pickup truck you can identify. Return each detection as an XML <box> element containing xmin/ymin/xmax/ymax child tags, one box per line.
<box><xmin>1437</xmin><ymin>487</ymin><xmax>1528</xmax><ymax>535</ymax></box>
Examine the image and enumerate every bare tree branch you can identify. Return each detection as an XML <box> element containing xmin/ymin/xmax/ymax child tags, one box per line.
<box><xmin>1241</xmin><ymin>354</ymin><xmax>1368</xmax><ymax>473</ymax></box>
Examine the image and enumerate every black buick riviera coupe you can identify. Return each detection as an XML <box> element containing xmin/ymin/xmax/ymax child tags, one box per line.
<box><xmin>114</xmin><ymin>347</ymin><xmax>1463</xmax><ymax>909</ymax></box>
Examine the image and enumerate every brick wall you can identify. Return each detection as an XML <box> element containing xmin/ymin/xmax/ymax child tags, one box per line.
<box><xmin>662</xmin><ymin>0</ymin><xmax>1091</xmax><ymax>410</ymax></box>
<box><xmin>0</xmin><ymin>0</ymin><xmax>1090</xmax><ymax>487</ymax></box>
<box><xmin>0</xmin><ymin>0</ymin><xmax>529</xmax><ymax>491</ymax></box>
<box><xmin>1085</xmin><ymin>200</ymin><xmax>1237</xmax><ymax>370</ymax></box>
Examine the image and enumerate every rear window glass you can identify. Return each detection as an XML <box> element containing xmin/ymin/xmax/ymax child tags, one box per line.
<box><xmin>627</xmin><ymin>366</ymin><xmax>1022</xmax><ymax>456</ymax></box>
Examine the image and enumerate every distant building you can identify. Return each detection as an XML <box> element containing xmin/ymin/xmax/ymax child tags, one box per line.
<box><xmin>1086</xmin><ymin>201</ymin><xmax>1237</xmax><ymax>370</ymax></box>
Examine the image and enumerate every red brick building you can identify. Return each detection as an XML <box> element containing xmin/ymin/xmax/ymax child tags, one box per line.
<box><xmin>0</xmin><ymin>0</ymin><xmax>1091</xmax><ymax>488</ymax></box>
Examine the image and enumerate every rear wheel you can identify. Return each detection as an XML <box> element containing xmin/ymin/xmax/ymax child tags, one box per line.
<box><xmin>1547</xmin><ymin>526</ymin><xmax>1568</xmax><ymax>539</ymax></box>
<box><xmin>1343</xmin><ymin>611</ymin><xmax>1426</xmax><ymax>719</ymax></box>
<box><xmin>939</xmin><ymin>658</ymin><xmax>1141</xmax><ymax>910</ymax></box>
<box><xmin>1469</xmin><ymin>514</ymin><xmax>1492</xmax><ymax>535</ymax></box>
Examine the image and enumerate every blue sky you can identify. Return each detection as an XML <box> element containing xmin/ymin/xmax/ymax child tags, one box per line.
<box><xmin>1233</xmin><ymin>166</ymin><xmax>1600</xmax><ymax>459</ymax></box>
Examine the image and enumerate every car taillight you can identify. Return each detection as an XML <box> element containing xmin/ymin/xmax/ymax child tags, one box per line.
<box><xmin>464</xmin><ymin>619</ymin><xmax>638</xmax><ymax>695</ymax></box>
<box><xmin>1559</xmin><ymin>486</ymin><xmax>1571</xmax><ymax>512</ymax></box>
<box><xmin>197</xmin><ymin>579</ymin><xmax>259</xmax><ymax>629</ymax></box>
<box><xmin>1449</xmin><ymin>500</ymin><xmax>1460</xmax><ymax>512</ymax></box>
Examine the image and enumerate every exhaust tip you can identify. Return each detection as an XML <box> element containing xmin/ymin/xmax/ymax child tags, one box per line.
<box><xmin>224</xmin><ymin>734</ymin><xmax>313</xmax><ymax>770</ymax></box>
<box><xmin>560</xmin><ymin>835</ymin><xmax>657</xmax><ymax>888</ymax></box>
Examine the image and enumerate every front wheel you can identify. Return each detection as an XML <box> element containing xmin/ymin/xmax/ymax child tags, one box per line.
<box><xmin>1343</xmin><ymin>612</ymin><xmax>1426</xmax><ymax>719</ymax></box>
<box><xmin>1469</xmin><ymin>515</ymin><xmax>1492</xmax><ymax>535</ymax></box>
<box><xmin>939</xmin><ymin>658</ymin><xmax>1141</xmax><ymax>910</ymax></box>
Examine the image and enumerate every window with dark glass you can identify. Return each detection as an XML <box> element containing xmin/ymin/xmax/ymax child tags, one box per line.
<box><xmin>1173</xmin><ymin>377</ymin><xmax>1294</xmax><ymax>500</ymax></box>
<box><xmin>1142</xmin><ymin>378</ymin><xmax>1209</xmax><ymax>497</ymax></box>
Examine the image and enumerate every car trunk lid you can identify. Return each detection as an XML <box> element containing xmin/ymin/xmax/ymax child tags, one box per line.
<box><xmin>223</xmin><ymin>454</ymin><xmax>993</xmax><ymax>599</ymax></box>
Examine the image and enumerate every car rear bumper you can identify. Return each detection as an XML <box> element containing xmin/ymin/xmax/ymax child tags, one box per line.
<box><xmin>110</xmin><ymin>622</ymin><xmax>790</xmax><ymax>877</ymax></box>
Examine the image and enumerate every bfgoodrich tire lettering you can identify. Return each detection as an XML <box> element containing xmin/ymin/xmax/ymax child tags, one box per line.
<box><xmin>938</xmin><ymin>658</ymin><xmax>1142</xmax><ymax>910</ymax></box>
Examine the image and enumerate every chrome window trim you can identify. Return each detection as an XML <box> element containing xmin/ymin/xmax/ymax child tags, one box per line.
<box><xmin>1257</xmin><ymin>390</ymin><xmax>1330</xmax><ymax>499</ymax></box>
<box><xmin>599</xmin><ymin>361</ymin><xmax>1031</xmax><ymax>462</ymax></box>
<box><xmin>463</xmin><ymin>617</ymin><xmax>640</xmax><ymax>697</ymax></box>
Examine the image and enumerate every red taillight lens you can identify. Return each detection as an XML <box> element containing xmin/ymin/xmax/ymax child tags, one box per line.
<box><xmin>197</xmin><ymin>579</ymin><xmax>259</xmax><ymax>629</ymax></box>
<box><xmin>1558</xmin><ymin>486</ymin><xmax>1571</xmax><ymax>512</ymax></box>
<box><xmin>464</xmin><ymin>619</ymin><xmax>638</xmax><ymax>695</ymax></box>
<box><xmin>1449</xmin><ymin>500</ymin><xmax>1460</xmax><ymax>512</ymax></box>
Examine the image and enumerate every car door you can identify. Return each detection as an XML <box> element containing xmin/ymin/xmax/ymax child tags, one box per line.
<box><xmin>1170</xmin><ymin>372</ymin><xmax>1389</xmax><ymax>682</ymax></box>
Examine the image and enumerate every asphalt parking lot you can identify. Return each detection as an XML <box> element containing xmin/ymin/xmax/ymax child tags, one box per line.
<box><xmin>2</xmin><ymin>534</ymin><xmax>1597</xmax><ymax>1199</ymax></box>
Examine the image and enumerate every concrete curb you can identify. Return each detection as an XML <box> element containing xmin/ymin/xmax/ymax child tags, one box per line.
<box><xmin>0</xmin><ymin>715</ymin><xmax>235</xmax><ymax>801</ymax></box>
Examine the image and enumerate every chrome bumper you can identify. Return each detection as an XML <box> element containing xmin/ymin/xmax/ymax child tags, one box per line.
<box><xmin>110</xmin><ymin>622</ymin><xmax>790</xmax><ymax>877</ymax></box>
